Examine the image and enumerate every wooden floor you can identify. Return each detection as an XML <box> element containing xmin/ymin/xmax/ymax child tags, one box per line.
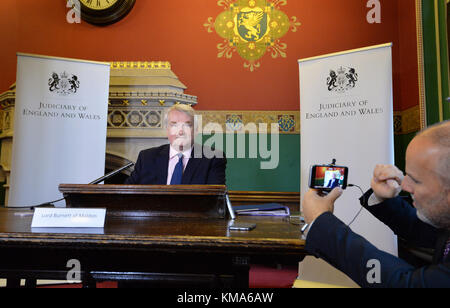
<box><xmin>0</xmin><ymin>264</ymin><xmax>299</xmax><ymax>288</ymax></box>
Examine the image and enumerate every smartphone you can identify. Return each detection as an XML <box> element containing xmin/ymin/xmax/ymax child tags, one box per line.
<box><xmin>309</xmin><ymin>164</ymin><xmax>348</xmax><ymax>191</ymax></box>
<box><xmin>228</xmin><ymin>222</ymin><xmax>256</xmax><ymax>231</ymax></box>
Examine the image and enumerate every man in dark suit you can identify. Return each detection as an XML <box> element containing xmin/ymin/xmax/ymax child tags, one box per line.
<box><xmin>125</xmin><ymin>104</ymin><xmax>226</xmax><ymax>185</ymax></box>
<box><xmin>326</xmin><ymin>173</ymin><xmax>340</xmax><ymax>189</ymax></box>
<box><xmin>301</xmin><ymin>120</ymin><xmax>450</xmax><ymax>287</ymax></box>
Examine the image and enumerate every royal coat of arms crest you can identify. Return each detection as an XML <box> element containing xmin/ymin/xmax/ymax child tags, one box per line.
<box><xmin>326</xmin><ymin>67</ymin><xmax>358</xmax><ymax>93</ymax></box>
<box><xmin>48</xmin><ymin>71</ymin><xmax>80</xmax><ymax>96</ymax></box>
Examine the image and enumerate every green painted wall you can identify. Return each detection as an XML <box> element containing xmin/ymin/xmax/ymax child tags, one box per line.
<box><xmin>394</xmin><ymin>132</ymin><xmax>416</xmax><ymax>173</ymax></box>
<box><xmin>422</xmin><ymin>0</ymin><xmax>449</xmax><ymax>124</ymax></box>
<box><xmin>437</xmin><ymin>0</ymin><xmax>450</xmax><ymax>121</ymax></box>
<box><xmin>201</xmin><ymin>134</ymin><xmax>300</xmax><ymax>192</ymax></box>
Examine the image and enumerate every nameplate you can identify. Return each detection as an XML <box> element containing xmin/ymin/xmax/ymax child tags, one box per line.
<box><xmin>31</xmin><ymin>208</ymin><xmax>106</xmax><ymax>228</ymax></box>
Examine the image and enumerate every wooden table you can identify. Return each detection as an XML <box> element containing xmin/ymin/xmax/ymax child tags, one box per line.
<box><xmin>0</xmin><ymin>208</ymin><xmax>306</xmax><ymax>288</ymax></box>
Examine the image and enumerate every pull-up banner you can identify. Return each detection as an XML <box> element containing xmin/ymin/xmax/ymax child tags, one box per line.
<box><xmin>9</xmin><ymin>53</ymin><xmax>110</xmax><ymax>207</ymax></box>
<box><xmin>298</xmin><ymin>43</ymin><xmax>396</xmax><ymax>286</ymax></box>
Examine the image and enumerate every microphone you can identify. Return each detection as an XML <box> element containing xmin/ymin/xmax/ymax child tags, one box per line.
<box><xmin>89</xmin><ymin>162</ymin><xmax>134</xmax><ymax>184</ymax></box>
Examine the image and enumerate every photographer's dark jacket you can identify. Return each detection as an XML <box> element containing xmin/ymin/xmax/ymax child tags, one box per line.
<box><xmin>305</xmin><ymin>189</ymin><xmax>450</xmax><ymax>288</ymax></box>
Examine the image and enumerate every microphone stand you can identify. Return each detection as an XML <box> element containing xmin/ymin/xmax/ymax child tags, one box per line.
<box><xmin>27</xmin><ymin>162</ymin><xmax>135</xmax><ymax>209</ymax></box>
<box><xmin>89</xmin><ymin>162</ymin><xmax>134</xmax><ymax>184</ymax></box>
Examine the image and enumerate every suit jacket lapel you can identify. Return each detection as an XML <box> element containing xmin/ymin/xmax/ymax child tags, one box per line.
<box><xmin>182</xmin><ymin>144</ymin><xmax>202</xmax><ymax>184</ymax></box>
<box><xmin>157</xmin><ymin>144</ymin><xmax>170</xmax><ymax>185</ymax></box>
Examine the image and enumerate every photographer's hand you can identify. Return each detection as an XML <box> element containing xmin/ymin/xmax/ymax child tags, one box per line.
<box><xmin>302</xmin><ymin>187</ymin><xmax>343</xmax><ymax>225</ymax></box>
<box><xmin>371</xmin><ymin>164</ymin><xmax>404</xmax><ymax>201</ymax></box>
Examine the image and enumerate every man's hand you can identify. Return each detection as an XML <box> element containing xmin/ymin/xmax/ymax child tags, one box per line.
<box><xmin>302</xmin><ymin>188</ymin><xmax>343</xmax><ymax>224</ymax></box>
<box><xmin>371</xmin><ymin>164</ymin><xmax>404</xmax><ymax>201</ymax></box>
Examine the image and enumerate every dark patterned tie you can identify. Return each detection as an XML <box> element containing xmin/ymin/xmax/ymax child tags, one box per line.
<box><xmin>444</xmin><ymin>239</ymin><xmax>450</xmax><ymax>261</ymax></box>
<box><xmin>170</xmin><ymin>153</ymin><xmax>184</xmax><ymax>185</ymax></box>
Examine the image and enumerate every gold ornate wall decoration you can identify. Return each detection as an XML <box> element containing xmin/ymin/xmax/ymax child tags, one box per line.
<box><xmin>415</xmin><ymin>0</ymin><xmax>427</xmax><ymax>130</ymax></box>
<box><xmin>204</xmin><ymin>0</ymin><xmax>301</xmax><ymax>72</ymax></box>
<box><xmin>197</xmin><ymin>110</ymin><xmax>300</xmax><ymax>134</ymax></box>
<box><xmin>393</xmin><ymin>105</ymin><xmax>421</xmax><ymax>135</ymax></box>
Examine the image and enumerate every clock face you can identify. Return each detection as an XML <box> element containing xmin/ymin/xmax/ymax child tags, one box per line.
<box><xmin>80</xmin><ymin>0</ymin><xmax>119</xmax><ymax>10</ymax></box>
<box><xmin>72</xmin><ymin>0</ymin><xmax>136</xmax><ymax>26</ymax></box>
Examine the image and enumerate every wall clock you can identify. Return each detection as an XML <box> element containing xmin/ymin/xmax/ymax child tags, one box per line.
<box><xmin>72</xmin><ymin>0</ymin><xmax>136</xmax><ymax>26</ymax></box>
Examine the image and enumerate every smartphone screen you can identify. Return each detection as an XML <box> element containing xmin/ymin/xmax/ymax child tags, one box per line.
<box><xmin>309</xmin><ymin>165</ymin><xmax>348</xmax><ymax>190</ymax></box>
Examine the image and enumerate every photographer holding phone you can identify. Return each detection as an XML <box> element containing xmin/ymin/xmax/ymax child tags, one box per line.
<box><xmin>301</xmin><ymin>120</ymin><xmax>450</xmax><ymax>288</ymax></box>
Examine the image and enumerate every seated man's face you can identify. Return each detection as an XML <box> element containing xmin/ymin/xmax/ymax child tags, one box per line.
<box><xmin>167</xmin><ymin>110</ymin><xmax>194</xmax><ymax>152</ymax></box>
